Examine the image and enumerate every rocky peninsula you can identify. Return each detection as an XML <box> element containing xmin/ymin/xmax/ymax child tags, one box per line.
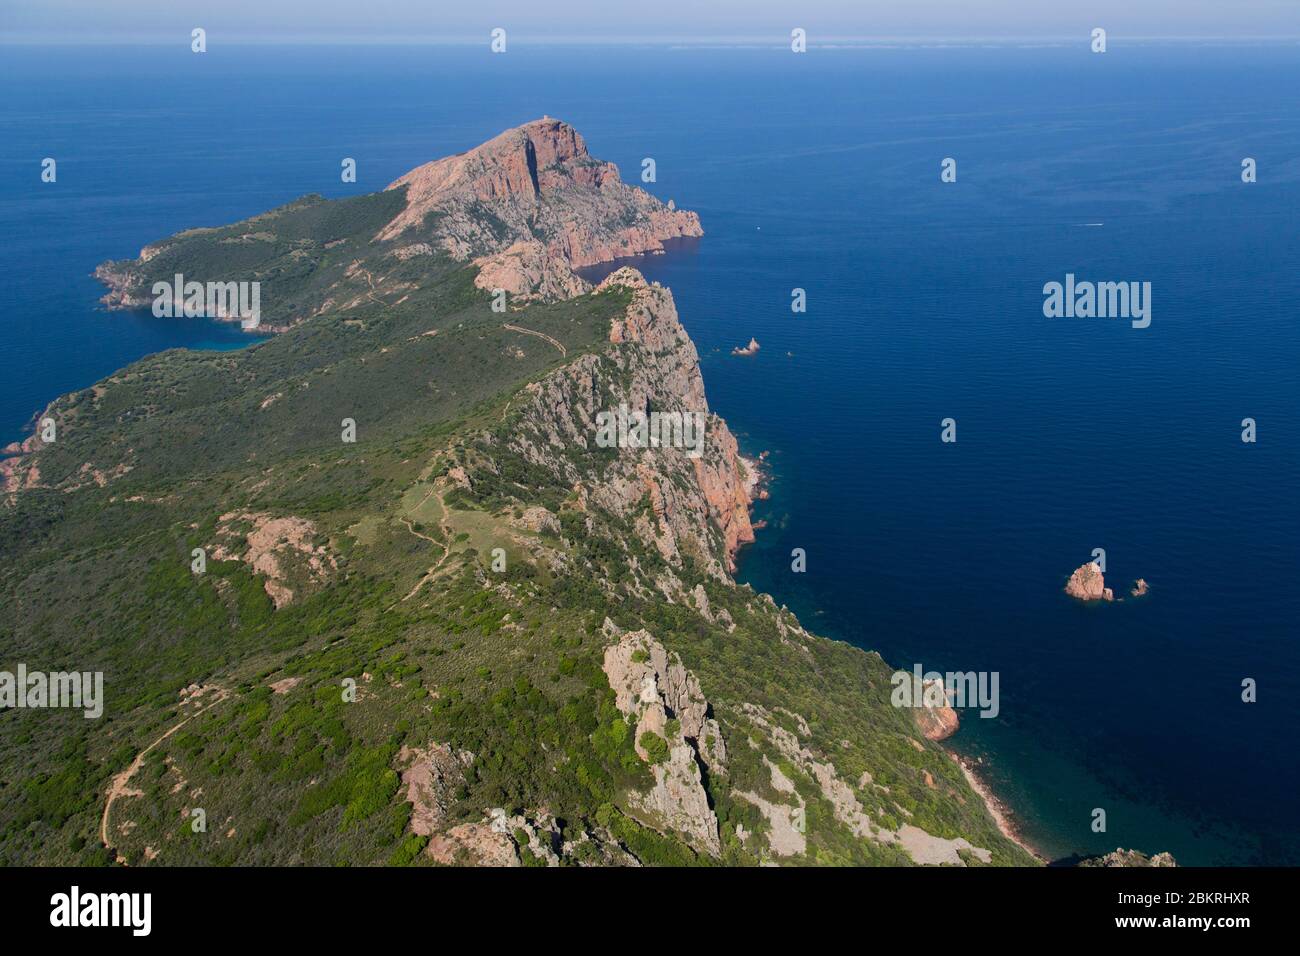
<box><xmin>1</xmin><ymin>119</ymin><xmax>1042</xmax><ymax>867</ymax></box>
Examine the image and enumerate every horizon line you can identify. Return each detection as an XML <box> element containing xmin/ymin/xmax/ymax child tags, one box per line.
<box><xmin>3</xmin><ymin>33</ymin><xmax>1300</xmax><ymax>47</ymax></box>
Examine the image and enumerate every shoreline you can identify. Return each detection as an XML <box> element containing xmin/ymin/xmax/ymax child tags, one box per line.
<box><xmin>952</xmin><ymin>752</ymin><xmax>1045</xmax><ymax>862</ymax></box>
<box><xmin>737</xmin><ymin>451</ymin><xmax>770</xmax><ymax>503</ymax></box>
<box><xmin>737</xmin><ymin>452</ymin><xmax>761</xmax><ymax>499</ymax></box>
<box><xmin>727</xmin><ymin>446</ymin><xmax>1043</xmax><ymax>864</ymax></box>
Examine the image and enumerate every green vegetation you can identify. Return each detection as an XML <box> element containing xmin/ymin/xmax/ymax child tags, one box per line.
<box><xmin>638</xmin><ymin>731</ymin><xmax>669</xmax><ymax>765</ymax></box>
<box><xmin>0</xmin><ymin>183</ymin><xmax>1034</xmax><ymax>868</ymax></box>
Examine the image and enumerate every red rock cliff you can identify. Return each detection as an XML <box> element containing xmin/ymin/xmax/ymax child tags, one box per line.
<box><xmin>378</xmin><ymin>117</ymin><xmax>703</xmax><ymax>269</ymax></box>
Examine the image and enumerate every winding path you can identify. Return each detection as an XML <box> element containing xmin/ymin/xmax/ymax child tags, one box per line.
<box><xmin>395</xmin><ymin>484</ymin><xmax>456</xmax><ymax>604</ymax></box>
<box><xmin>503</xmin><ymin>323</ymin><xmax>566</xmax><ymax>356</ymax></box>
<box><xmin>100</xmin><ymin>688</ymin><xmax>230</xmax><ymax>852</ymax></box>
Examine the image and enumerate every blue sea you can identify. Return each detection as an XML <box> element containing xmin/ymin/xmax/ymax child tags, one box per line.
<box><xmin>2</xmin><ymin>42</ymin><xmax>1297</xmax><ymax>864</ymax></box>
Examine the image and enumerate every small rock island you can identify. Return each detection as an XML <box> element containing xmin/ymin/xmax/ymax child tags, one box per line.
<box><xmin>1065</xmin><ymin>562</ymin><xmax>1149</xmax><ymax>603</ymax></box>
<box><xmin>1065</xmin><ymin>561</ymin><xmax>1113</xmax><ymax>601</ymax></box>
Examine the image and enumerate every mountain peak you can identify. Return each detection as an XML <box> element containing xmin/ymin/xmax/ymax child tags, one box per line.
<box><xmin>384</xmin><ymin>117</ymin><xmax>597</xmax><ymax>206</ymax></box>
<box><xmin>376</xmin><ymin>118</ymin><xmax>702</xmax><ymax>269</ymax></box>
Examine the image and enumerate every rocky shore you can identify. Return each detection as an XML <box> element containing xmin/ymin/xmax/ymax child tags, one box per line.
<box><xmin>737</xmin><ymin>451</ymin><xmax>771</xmax><ymax>501</ymax></box>
<box><xmin>955</xmin><ymin>754</ymin><xmax>1043</xmax><ymax>861</ymax></box>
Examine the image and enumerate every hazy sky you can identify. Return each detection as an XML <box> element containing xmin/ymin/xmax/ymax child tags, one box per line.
<box><xmin>4</xmin><ymin>0</ymin><xmax>1300</xmax><ymax>43</ymax></box>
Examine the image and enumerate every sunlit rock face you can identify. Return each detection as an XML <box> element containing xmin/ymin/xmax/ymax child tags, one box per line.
<box><xmin>378</xmin><ymin>117</ymin><xmax>703</xmax><ymax>269</ymax></box>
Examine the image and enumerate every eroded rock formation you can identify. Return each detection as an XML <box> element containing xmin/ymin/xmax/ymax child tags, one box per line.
<box><xmin>1065</xmin><ymin>561</ymin><xmax>1113</xmax><ymax>602</ymax></box>
<box><xmin>602</xmin><ymin>625</ymin><xmax>724</xmax><ymax>856</ymax></box>
<box><xmin>472</xmin><ymin>239</ymin><xmax>591</xmax><ymax>304</ymax></box>
<box><xmin>378</xmin><ymin>117</ymin><xmax>702</xmax><ymax>270</ymax></box>
<box><xmin>914</xmin><ymin>678</ymin><xmax>961</xmax><ymax>742</ymax></box>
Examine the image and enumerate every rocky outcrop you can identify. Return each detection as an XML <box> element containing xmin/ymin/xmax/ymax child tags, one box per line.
<box><xmin>400</xmin><ymin>747</ymin><xmax>629</xmax><ymax>867</ymax></box>
<box><xmin>734</xmin><ymin>758</ymin><xmax>807</xmax><ymax>857</ymax></box>
<box><xmin>397</xmin><ymin>742</ymin><xmax>474</xmax><ymax>836</ymax></box>
<box><xmin>210</xmin><ymin>512</ymin><xmax>335</xmax><ymax>608</ymax></box>
<box><xmin>516</xmin><ymin>505</ymin><xmax>560</xmax><ymax>535</ymax></box>
<box><xmin>426</xmin><ymin>821</ymin><xmax>520</xmax><ymax>867</ymax></box>
<box><xmin>0</xmin><ymin>432</ymin><xmax>45</xmax><ymax>495</ymax></box>
<box><xmin>472</xmin><ymin>239</ymin><xmax>591</xmax><ymax>304</ymax></box>
<box><xmin>1065</xmin><ymin>561</ymin><xmax>1113</xmax><ymax>602</ymax></box>
<box><xmin>914</xmin><ymin>678</ymin><xmax>961</xmax><ymax>742</ymax></box>
<box><xmin>1078</xmin><ymin>848</ymin><xmax>1177</xmax><ymax>867</ymax></box>
<box><xmin>1065</xmin><ymin>563</ymin><xmax>1153</xmax><ymax>603</ymax></box>
<box><xmin>93</xmin><ymin>261</ymin><xmax>153</xmax><ymax>310</ymax></box>
<box><xmin>603</xmin><ymin>625</ymin><xmax>724</xmax><ymax>855</ymax></box>
<box><xmin>92</xmin><ymin>118</ymin><xmax>701</xmax><ymax>324</ymax></box>
<box><xmin>731</xmin><ymin>337</ymin><xmax>760</xmax><ymax>356</ymax></box>
<box><xmin>378</xmin><ymin>117</ymin><xmax>702</xmax><ymax>271</ymax></box>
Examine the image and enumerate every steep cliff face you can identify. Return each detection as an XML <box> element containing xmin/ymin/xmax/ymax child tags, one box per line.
<box><xmin>378</xmin><ymin>117</ymin><xmax>703</xmax><ymax>268</ymax></box>
<box><xmin>601</xmin><ymin>268</ymin><xmax>755</xmax><ymax>569</ymax></box>
<box><xmin>461</xmin><ymin>265</ymin><xmax>753</xmax><ymax>577</ymax></box>
<box><xmin>430</xmin><ymin>212</ymin><xmax>1022</xmax><ymax>864</ymax></box>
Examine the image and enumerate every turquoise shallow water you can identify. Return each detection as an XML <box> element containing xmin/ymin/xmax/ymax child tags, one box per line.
<box><xmin>2</xmin><ymin>42</ymin><xmax>1296</xmax><ymax>864</ymax></box>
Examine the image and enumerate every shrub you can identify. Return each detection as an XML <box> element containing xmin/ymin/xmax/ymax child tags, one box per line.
<box><xmin>638</xmin><ymin>731</ymin><xmax>669</xmax><ymax>765</ymax></box>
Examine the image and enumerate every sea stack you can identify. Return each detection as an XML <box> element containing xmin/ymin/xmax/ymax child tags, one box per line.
<box><xmin>731</xmin><ymin>337</ymin><xmax>760</xmax><ymax>356</ymax></box>
<box><xmin>1064</xmin><ymin>562</ymin><xmax>1113</xmax><ymax>602</ymax></box>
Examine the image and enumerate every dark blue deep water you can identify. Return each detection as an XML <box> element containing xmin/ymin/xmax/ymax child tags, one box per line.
<box><xmin>2</xmin><ymin>43</ymin><xmax>1296</xmax><ymax>864</ymax></box>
